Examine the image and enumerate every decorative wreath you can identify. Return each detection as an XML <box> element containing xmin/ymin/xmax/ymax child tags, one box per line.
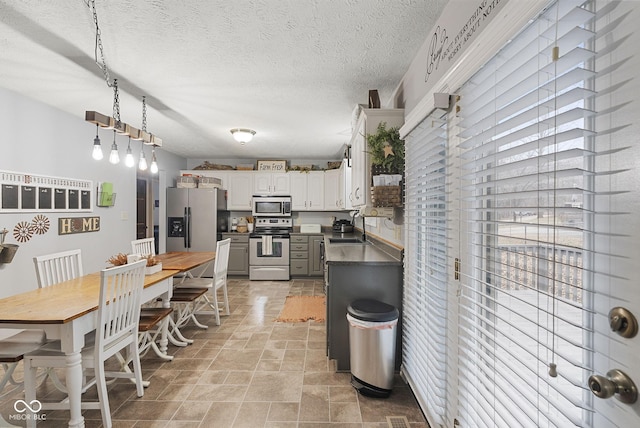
<box><xmin>32</xmin><ymin>214</ymin><xmax>50</xmax><ymax>235</ymax></box>
<box><xmin>13</xmin><ymin>221</ymin><xmax>34</xmax><ymax>243</ymax></box>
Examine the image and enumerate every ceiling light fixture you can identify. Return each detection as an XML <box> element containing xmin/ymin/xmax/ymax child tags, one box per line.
<box><xmin>92</xmin><ymin>124</ymin><xmax>103</xmax><ymax>160</ymax></box>
<box><xmin>230</xmin><ymin>128</ymin><xmax>256</xmax><ymax>144</ymax></box>
<box><xmin>85</xmin><ymin>1</ymin><xmax>162</xmax><ymax>164</ymax></box>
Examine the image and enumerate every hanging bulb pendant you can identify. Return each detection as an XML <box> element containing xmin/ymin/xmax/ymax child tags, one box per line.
<box><xmin>150</xmin><ymin>147</ymin><xmax>158</xmax><ymax>174</ymax></box>
<box><xmin>124</xmin><ymin>137</ymin><xmax>135</xmax><ymax>167</ymax></box>
<box><xmin>109</xmin><ymin>131</ymin><xmax>120</xmax><ymax>164</ymax></box>
<box><xmin>138</xmin><ymin>145</ymin><xmax>148</xmax><ymax>171</ymax></box>
<box><xmin>92</xmin><ymin>124</ymin><xmax>103</xmax><ymax>160</ymax></box>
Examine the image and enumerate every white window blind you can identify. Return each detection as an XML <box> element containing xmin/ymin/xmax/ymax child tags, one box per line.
<box><xmin>403</xmin><ymin>109</ymin><xmax>450</xmax><ymax>426</ymax></box>
<box><xmin>455</xmin><ymin>1</ymin><xmax>603</xmax><ymax>427</ymax></box>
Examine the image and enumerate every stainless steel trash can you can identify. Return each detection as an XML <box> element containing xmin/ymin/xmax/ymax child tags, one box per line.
<box><xmin>347</xmin><ymin>299</ymin><xmax>399</xmax><ymax>398</ymax></box>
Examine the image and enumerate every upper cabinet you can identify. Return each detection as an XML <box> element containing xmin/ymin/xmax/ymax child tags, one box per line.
<box><xmin>179</xmin><ymin>166</ymin><xmax>354</xmax><ymax>212</ymax></box>
<box><xmin>290</xmin><ymin>171</ymin><xmax>325</xmax><ymax>211</ymax></box>
<box><xmin>349</xmin><ymin>108</ymin><xmax>404</xmax><ymax>207</ymax></box>
<box><xmin>179</xmin><ymin>169</ymin><xmax>252</xmax><ymax>210</ymax></box>
<box><xmin>253</xmin><ymin>172</ymin><xmax>290</xmax><ymax>195</ymax></box>
<box><xmin>226</xmin><ymin>172</ymin><xmax>253</xmax><ymax>210</ymax></box>
<box><xmin>324</xmin><ymin>169</ymin><xmax>340</xmax><ymax>211</ymax></box>
<box><xmin>324</xmin><ymin>161</ymin><xmax>352</xmax><ymax>210</ymax></box>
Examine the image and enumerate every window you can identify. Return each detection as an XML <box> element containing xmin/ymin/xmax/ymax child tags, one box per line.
<box><xmin>403</xmin><ymin>109</ymin><xmax>450</xmax><ymax>425</ymax></box>
<box><xmin>455</xmin><ymin>1</ymin><xmax>597</xmax><ymax>426</ymax></box>
<box><xmin>403</xmin><ymin>1</ymin><xmax>638</xmax><ymax>427</ymax></box>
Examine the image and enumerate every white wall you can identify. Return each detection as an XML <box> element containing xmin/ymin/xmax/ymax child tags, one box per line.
<box><xmin>0</xmin><ymin>87</ymin><xmax>185</xmax><ymax>298</ymax></box>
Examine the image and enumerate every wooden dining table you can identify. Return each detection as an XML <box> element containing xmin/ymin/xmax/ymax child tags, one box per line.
<box><xmin>155</xmin><ymin>251</ymin><xmax>216</xmax><ymax>274</ymax></box>
<box><xmin>0</xmin><ymin>268</ymin><xmax>179</xmax><ymax>428</ymax></box>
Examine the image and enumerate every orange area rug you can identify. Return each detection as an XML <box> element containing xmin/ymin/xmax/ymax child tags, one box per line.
<box><xmin>275</xmin><ymin>295</ymin><xmax>326</xmax><ymax>322</ymax></box>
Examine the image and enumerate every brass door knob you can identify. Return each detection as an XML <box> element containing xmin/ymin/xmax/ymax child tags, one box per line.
<box><xmin>588</xmin><ymin>369</ymin><xmax>637</xmax><ymax>404</ymax></box>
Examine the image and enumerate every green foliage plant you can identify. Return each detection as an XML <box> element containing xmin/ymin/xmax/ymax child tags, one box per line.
<box><xmin>366</xmin><ymin>122</ymin><xmax>405</xmax><ymax>174</ymax></box>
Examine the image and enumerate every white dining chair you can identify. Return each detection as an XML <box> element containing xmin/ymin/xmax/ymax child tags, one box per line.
<box><xmin>32</xmin><ymin>249</ymin><xmax>85</xmax><ymax>391</ymax></box>
<box><xmin>23</xmin><ymin>259</ymin><xmax>147</xmax><ymax>428</ymax></box>
<box><xmin>33</xmin><ymin>249</ymin><xmax>84</xmax><ymax>288</ymax></box>
<box><xmin>0</xmin><ymin>330</ymin><xmax>47</xmax><ymax>399</ymax></box>
<box><xmin>175</xmin><ymin>238</ymin><xmax>231</xmax><ymax>326</ymax></box>
<box><xmin>131</xmin><ymin>237</ymin><xmax>156</xmax><ymax>256</ymax></box>
<box><xmin>130</xmin><ymin>237</ymin><xmax>178</xmax><ymax>359</ymax></box>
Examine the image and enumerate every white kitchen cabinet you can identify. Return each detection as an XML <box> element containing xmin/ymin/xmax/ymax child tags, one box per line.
<box><xmin>325</xmin><ymin>161</ymin><xmax>353</xmax><ymax>210</ymax></box>
<box><xmin>324</xmin><ymin>168</ymin><xmax>340</xmax><ymax>210</ymax></box>
<box><xmin>290</xmin><ymin>171</ymin><xmax>324</xmax><ymax>211</ymax></box>
<box><xmin>340</xmin><ymin>163</ymin><xmax>353</xmax><ymax>210</ymax></box>
<box><xmin>226</xmin><ymin>172</ymin><xmax>253</xmax><ymax>210</ymax></box>
<box><xmin>349</xmin><ymin>108</ymin><xmax>404</xmax><ymax>206</ymax></box>
<box><xmin>253</xmin><ymin>172</ymin><xmax>290</xmax><ymax>195</ymax></box>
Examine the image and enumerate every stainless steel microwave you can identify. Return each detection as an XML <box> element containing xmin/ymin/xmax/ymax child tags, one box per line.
<box><xmin>252</xmin><ymin>195</ymin><xmax>292</xmax><ymax>217</ymax></box>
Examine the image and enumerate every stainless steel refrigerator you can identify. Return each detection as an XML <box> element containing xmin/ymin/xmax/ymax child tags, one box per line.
<box><xmin>166</xmin><ymin>187</ymin><xmax>227</xmax><ymax>277</ymax></box>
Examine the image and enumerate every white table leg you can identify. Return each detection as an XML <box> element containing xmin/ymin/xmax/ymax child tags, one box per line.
<box><xmin>158</xmin><ymin>292</ymin><xmax>171</xmax><ymax>356</ymax></box>
<box><xmin>65</xmin><ymin>351</ymin><xmax>85</xmax><ymax>428</ymax></box>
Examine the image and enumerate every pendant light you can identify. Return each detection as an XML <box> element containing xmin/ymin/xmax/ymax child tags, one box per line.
<box><xmin>109</xmin><ymin>130</ymin><xmax>120</xmax><ymax>164</ymax></box>
<box><xmin>138</xmin><ymin>146</ymin><xmax>148</xmax><ymax>171</ymax></box>
<box><xmin>124</xmin><ymin>136</ymin><xmax>135</xmax><ymax>167</ymax></box>
<box><xmin>92</xmin><ymin>124</ymin><xmax>103</xmax><ymax>160</ymax></box>
<box><xmin>85</xmin><ymin>1</ymin><xmax>163</xmax><ymax>165</ymax></box>
<box><xmin>150</xmin><ymin>146</ymin><xmax>158</xmax><ymax>174</ymax></box>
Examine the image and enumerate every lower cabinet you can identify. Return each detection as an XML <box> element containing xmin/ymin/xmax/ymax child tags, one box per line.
<box><xmin>290</xmin><ymin>234</ymin><xmax>323</xmax><ymax>277</ymax></box>
<box><xmin>222</xmin><ymin>233</ymin><xmax>249</xmax><ymax>276</ymax></box>
<box><xmin>290</xmin><ymin>235</ymin><xmax>309</xmax><ymax>276</ymax></box>
<box><xmin>326</xmin><ymin>261</ymin><xmax>403</xmax><ymax>371</ymax></box>
<box><xmin>309</xmin><ymin>236</ymin><xmax>324</xmax><ymax>276</ymax></box>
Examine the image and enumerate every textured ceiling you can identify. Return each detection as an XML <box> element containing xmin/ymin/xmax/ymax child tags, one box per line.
<box><xmin>0</xmin><ymin>0</ymin><xmax>447</xmax><ymax>160</ymax></box>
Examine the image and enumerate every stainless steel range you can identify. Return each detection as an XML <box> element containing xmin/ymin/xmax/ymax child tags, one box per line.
<box><xmin>249</xmin><ymin>217</ymin><xmax>292</xmax><ymax>280</ymax></box>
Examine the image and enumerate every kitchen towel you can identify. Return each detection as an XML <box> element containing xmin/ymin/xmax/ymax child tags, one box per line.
<box><xmin>262</xmin><ymin>235</ymin><xmax>273</xmax><ymax>256</ymax></box>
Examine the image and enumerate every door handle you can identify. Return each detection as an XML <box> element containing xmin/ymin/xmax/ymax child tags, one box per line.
<box><xmin>183</xmin><ymin>207</ymin><xmax>188</xmax><ymax>248</ymax></box>
<box><xmin>588</xmin><ymin>369</ymin><xmax>637</xmax><ymax>404</ymax></box>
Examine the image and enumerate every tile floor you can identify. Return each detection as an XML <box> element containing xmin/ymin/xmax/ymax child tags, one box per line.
<box><xmin>0</xmin><ymin>278</ymin><xmax>428</xmax><ymax>427</ymax></box>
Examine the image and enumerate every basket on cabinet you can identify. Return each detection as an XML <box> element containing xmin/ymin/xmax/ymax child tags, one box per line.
<box><xmin>371</xmin><ymin>185</ymin><xmax>402</xmax><ymax>207</ymax></box>
<box><xmin>177</xmin><ymin>176</ymin><xmax>197</xmax><ymax>188</ymax></box>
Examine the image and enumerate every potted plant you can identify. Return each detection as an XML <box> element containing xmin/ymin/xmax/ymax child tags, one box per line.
<box><xmin>107</xmin><ymin>253</ymin><xmax>162</xmax><ymax>275</ymax></box>
<box><xmin>366</xmin><ymin>122</ymin><xmax>405</xmax><ymax>175</ymax></box>
<box><xmin>142</xmin><ymin>255</ymin><xmax>162</xmax><ymax>275</ymax></box>
<box><xmin>367</xmin><ymin>122</ymin><xmax>405</xmax><ymax>208</ymax></box>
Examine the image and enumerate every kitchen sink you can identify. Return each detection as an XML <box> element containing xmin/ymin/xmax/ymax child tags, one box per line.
<box><xmin>328</xmin><ymin>238</ymin><xmax>364</xmax><ymax>244</ymax></box>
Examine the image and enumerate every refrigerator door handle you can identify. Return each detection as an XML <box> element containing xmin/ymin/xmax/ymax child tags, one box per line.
<box><xmin>186</xmin><ymin>206</ymin><xmax>192</xmax><ymax>248</ymax></box>
<box><xmin>183</xmin><ymin>207</ymin><xmax>188</xmax><ymax>248</ymax></box>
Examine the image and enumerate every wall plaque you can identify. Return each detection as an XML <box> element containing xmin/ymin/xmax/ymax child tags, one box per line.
<box><xmin>257</xmin><ymin>160</ymin><xmax>287</xmax><ymax>172</ymax></box>
<box><xmin>58</xmin><ymin>217</ymin><xmax>101</xmax><ymax>235</ymax></box>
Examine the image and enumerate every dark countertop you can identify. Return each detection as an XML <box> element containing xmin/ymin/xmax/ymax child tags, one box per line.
<box><xmin>324</xmin><ymin>232</ymin><xmax>402</xmax><ymax>266</ymax></box>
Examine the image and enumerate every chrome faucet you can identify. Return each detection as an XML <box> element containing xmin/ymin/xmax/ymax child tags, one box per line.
<box><xmin>351</xmin><ymin>210</ymin><xmax>366</xmax><ymax>242</ymax></box>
